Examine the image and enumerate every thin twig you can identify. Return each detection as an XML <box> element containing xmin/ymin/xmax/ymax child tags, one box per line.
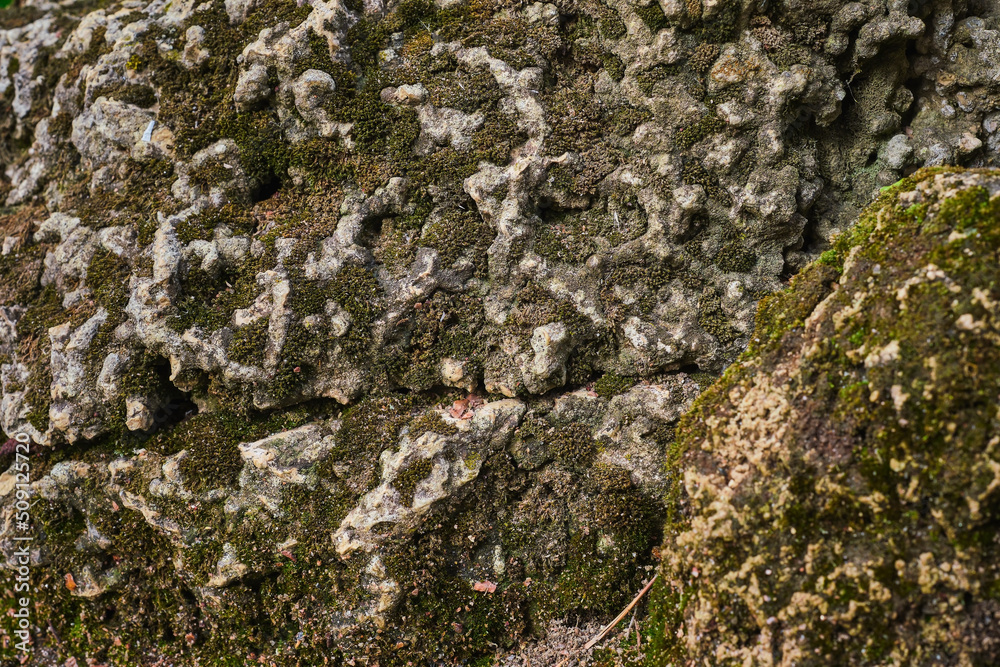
<box><xmin>583</xmin><ymin>574</ymin><xmax>658</xmax><ymax>651</ymax></box>
<box><xmin>629</xmin><ymin>610</ymin><xmax>639</xmax><ymax>653</ymax></box>
<box><xmin>552</xmin><ymin>574</ymin><xmax>659</xmax><ymax>667</ymax></box>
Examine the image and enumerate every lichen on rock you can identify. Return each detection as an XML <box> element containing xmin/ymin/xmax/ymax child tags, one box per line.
<box><xmin>651</xmin><ymin>167</ymin><xmax>1000</xmax><ymax>666</ymax></box>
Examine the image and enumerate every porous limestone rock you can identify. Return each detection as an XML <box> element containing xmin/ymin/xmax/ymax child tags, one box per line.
<box><xmin>0</xmin><ymin>0</ymin><xmax>998</xmax><ymax>662</ymax></box>
<box><xmin>0</xmin><ymin>0</ymin><xmax>996</xmax><ymax>450</ymax></box>
<box><xmin>0</xmin><ymin>383</ymin><xmax>695</xmax><ymax>663</ymax></box>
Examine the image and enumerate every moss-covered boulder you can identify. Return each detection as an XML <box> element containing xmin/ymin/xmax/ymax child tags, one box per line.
<box><xmin>652</xmin><ymin>167</ymin><xmax>1000</xmax><ymax>666</ymax></box>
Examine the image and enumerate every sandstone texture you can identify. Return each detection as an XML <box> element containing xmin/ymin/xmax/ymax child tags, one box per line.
<box><xmin>654</xmin><ymin>168</ymin><xmax>1000</xmax><ymax>666</ymax></box>
<box><xmin>0</xmin><ymin>0</ymin><xmax>996</xmax><ymax>661</ymax></box>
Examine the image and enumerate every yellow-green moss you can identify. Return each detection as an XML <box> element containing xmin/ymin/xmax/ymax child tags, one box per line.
<box><xmin>409</xmin><ymin>410</ymin><xmax>458</xmax><ymax>437</ymax></box>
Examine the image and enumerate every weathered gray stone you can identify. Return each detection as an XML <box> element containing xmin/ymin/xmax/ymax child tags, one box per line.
<box><xmin>0</xmin><ymin>0</ymin><xmax>997</xmax><ymax>662</ymax></box>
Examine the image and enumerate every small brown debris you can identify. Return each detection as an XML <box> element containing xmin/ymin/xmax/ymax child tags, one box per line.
<box><xmin>473</xmin><ymin>580</ymin><xmax>497</xmax><ymax>593</ymax></box>
<box><xmin>449</xmin><ymin>393</ymin><xmax>483</xmax><ymax>420</ymax></box>
<box><xmin>449</xmin><ymin>399</ymin><xmax>470</xmax><ymax>419</ymax></box>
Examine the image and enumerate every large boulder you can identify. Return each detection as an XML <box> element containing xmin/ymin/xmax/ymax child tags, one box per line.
<box><xmin>0</xmin><ymin>0</ymin><xmax>997</xmax><ymax>449</ymax></box>
<box><xmin>653</xmin><ymin>168</ymin><xmax>1000</xmax><ymax>666</ymax></box>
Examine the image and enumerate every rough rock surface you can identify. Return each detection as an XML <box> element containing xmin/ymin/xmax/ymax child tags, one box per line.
<box><xmin>0</xmin><ymin>0</ymin><xmax>998</xmax><ymax>448</ymax></box>
<box><xmin>1</xmin><ymin>381</ymin><xmax>693</xmax><ymax>664</ymax></box>
<box><xmin>653</xmin><ymin>168</ymin><xmax>1000</xmax><ymax>666</ymax></box>
<box><xmin>0</xmin><ymin>0</ymin><xmax>996</xmax><ymax>660</ymax></box>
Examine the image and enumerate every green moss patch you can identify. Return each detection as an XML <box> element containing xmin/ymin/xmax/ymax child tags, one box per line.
<box><xmin>593</xmin><ymin>372</ymin><xmax>634</xmax><ymax>398</ymax></box>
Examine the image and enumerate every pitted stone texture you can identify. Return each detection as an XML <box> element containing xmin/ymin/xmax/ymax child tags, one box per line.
<box><xmin>1</xmin><ymin>0</ymin><xmax>998</xmax><ymax>448</ymax></box>
<box><xmin>0</xmin><ymin>381</ymin><xmax>694</xmax><ymax>660</ymax></box>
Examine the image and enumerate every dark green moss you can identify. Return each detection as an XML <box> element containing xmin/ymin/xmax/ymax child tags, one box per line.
<box><xmin>75</xmin><ymin>158</ymin><xmax>177</xmax><ymax>233</ymax></box>
<box><xmin>681</xmin><ymin>160</ymin><xmax>724</xmax><ymax>200</ymax></box>
<box><xmin>635</xmin><ymin>63</ymin><xmax>680</xmax><ymax>96</ymax></box>
<box><xmin>217</xmin><ymin>110</ymin><xmax>292</xmax><ymax>192</ymax></box>
<box><xmin>534</xmin><ymin>194</ymin><xmax>647</xmax><ymax>264</ymax></box>
<box><xmin>385</xmin><ymin>290</ymin><xmax>487</xmax><ymax>391</ymax></box>
<box><xmin>634</xmin><ymin>2</ymin><xmax>668</xmax><ymax>34</ymax></box>
<box><xmin>48</xmin><ymin>111</ymin><xmax>74</xmax><ymax>138</ymax></box>
<box><xmin>15</xmin><ymin>284</ymin><xmax>67</xmax><ymax>431</ymax></box>
<box><xmin>533</xmin><ymin>210</ymin><xmax>597</xmax><ymax>263</ymax></box>
<box><xmin>599</xmin><ymin>258</ymin><xmax>675</xmax><ymax>322</ymax></box>
<box><xmin>421</xmin><ymin>208</ymin><xmax>492</xmax><ymax>269</ymax></box>
<box><xmin>589</xmin><ymin>461</ymin><xmax>634</xmax><ymax>492</ymax></box>
<box><xmin>697</xmin><ymin>288</ymin><xmax>742</xmax><ymax>345</ymax></box>
<box><xmin>127</xmin><ymin>6</ymin><xmax>244</xmax><ymax>159</ymax></box>
<box><xmin>141</xmin><ymin>408</ymin><xmax>316</xmax><ymax>493</ymax></box>
<box><xmin>675</xmin><ymin>110</ymin><xmax>724</xmax><ymax>150</ymax></box>
<box><xmin>601</xmin><ymin>51</ymin><xmax>625</xmax><ymax>80</ymax></box>
<box><xmin>593</xmin><ymin>372</ymin><xmax>634</xmax><ymax>398</ymax></box>
<box><xmin>612</xmin><ymin>105</ymin><xmax>652</xmax><ymax>135</ymax></box>
<box><xmin>291</xmin><ymin>28</ymin><xmax>338</xmax><ymax>77</ymax></box>
<box><xmin>240</xmin><ymin>0</ymin><xmax>312</xmax><ymax>40</ymax></box>
<box><xmin>228</xmin><ymin>318</ymin><xmax>268</xmax><ymax>365</ymax></box>
<box><xmin>317</xmin><ymin>393</ymin><xmax>424</xmax><ymax>493</ymax></box>
<box><xmin>714</xmin><ymin>239</ymin><xmax>757</xmax><ymax>273</ymax></box>
<box><xmin>90</xmin><ymin>82</ymin><xmax>157</xmax><ymax>108</ymax></box>
<box><xmin>270</xmin><ymin>319</ymin><xmax>328</xmax><ymax>399</ymax></box>
<box><xmin>598</xmin><ymin>6</ymin><xmax>627</xmax><ymax>39</ymax></box>
<box><xmin>287</xmin><ymin>278</ymin><xmax>329</xmax><ymax>317</ymax></box>
<box><xmin>689</xmin><ymin>3</ymin><xmax>741</xmax><ymax>43</ymax></box>
<box><xmin>393</xmin><ymin>457</ymin><xmax>434</xmax><ymax>506</ymax></box>
<box><xmin>543</xmin><ymin>80</ymin><xmax>613</xmax><ymax>157</ymax></box>
<box><xmin>0</xmin><ymin>2</ymin><xmax>43</xmax><ymax>26</ymax></box>
<box><xmin>88</xmin><ymin>248</ymin><xmax>131</xmax><ymax>313</ymax></box>
<box><xmin>409</xmin><ymin>410</ymin><xmax>458</xmax><ymax>437</ymax></box>
<box><xmin>330</xmin><ymin>264</ymin><xmax>382</xmax><ymax>331</ymax></box>
<box><xmin>688</xmin><ymin>371</ymin><xmax>718</xmax><ymax>391</ymax></box>
<box><xmin>13</xmin><ymin>468</ymin><xmax>201</xmax><ymax>667</ymax></box>
<box><xmin>688</xmin><ymin>42</ymin><xmax>720</xmax><ymax>73</ymax></box>
<box><xmin>548</xmin><ymin>422</ymin><xmax>597</xmax><ymax>470</ymax></box>
<box><xmin>166</xmin><ymin>266</ymin><xmax>231</xmax><ymax>333</ymax></box>
<box><xmin>771</xmin><ymin>43</ymin><xmax>811</xmax><ymax>70</ymax></box>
